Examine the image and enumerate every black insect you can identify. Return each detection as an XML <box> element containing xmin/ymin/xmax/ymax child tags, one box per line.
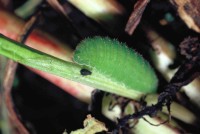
<box><xmin>80</xmin><ymin>69</ymin><xmax>92</xmax><ymax>76</ymax></box>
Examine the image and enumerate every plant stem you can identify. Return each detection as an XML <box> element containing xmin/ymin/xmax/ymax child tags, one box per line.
<box><xmin>0</xmin><ymin>9</ymin><xmax>92</xmax><ymax>102</ymax></box>
<box><xmin>0</xmin><ymin>35</ymin><xmax>144</xmax><ymax>100</ymax></box>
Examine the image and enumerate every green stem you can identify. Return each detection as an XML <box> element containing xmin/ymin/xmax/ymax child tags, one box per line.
<box><xmin>0</xmin><ymin>34</ymin><xmax>84</xmax><ymax>79</ymax></box>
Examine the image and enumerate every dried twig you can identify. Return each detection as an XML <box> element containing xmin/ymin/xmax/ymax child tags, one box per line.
<box><xmin>114</xmin><ymin>37</ymin><xmax>200</xmax><ymax>132</ymax></box>
<box><xmin>170</xmin><ymin>0</ymin><xmax>200</xmax><ymax>33</ymax></box>
<box><xmin>125</xmin><ymin>0</ymin><xmax>150</xmax><ymax>35</ymax></box>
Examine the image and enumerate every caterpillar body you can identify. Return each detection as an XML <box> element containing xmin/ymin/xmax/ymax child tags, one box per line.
<box><xmin>74</xmin><ymin>37</ymin><xmax>158</xmax><ymax>94</ymax></box>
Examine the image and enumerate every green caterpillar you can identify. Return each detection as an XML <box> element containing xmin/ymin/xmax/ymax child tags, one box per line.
<box><xmin>0</xmin><ymin>35</ymin><xmax>158</xmax><ymax>99</ymax></box>
<box><xmin>74</xmin><ymin>37</ymin><xmax>158</xmax><ymax>93</ymax></box>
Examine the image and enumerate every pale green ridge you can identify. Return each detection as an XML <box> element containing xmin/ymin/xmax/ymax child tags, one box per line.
<box><xmin>0</xmin><ymin>34</ymin><xmax>145</xmax><ymax>100</ymax></box>
<box><xmin>74</xmin><ymin>37</ymin><xmax>158</xmax><ymax>93</ymax></box>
